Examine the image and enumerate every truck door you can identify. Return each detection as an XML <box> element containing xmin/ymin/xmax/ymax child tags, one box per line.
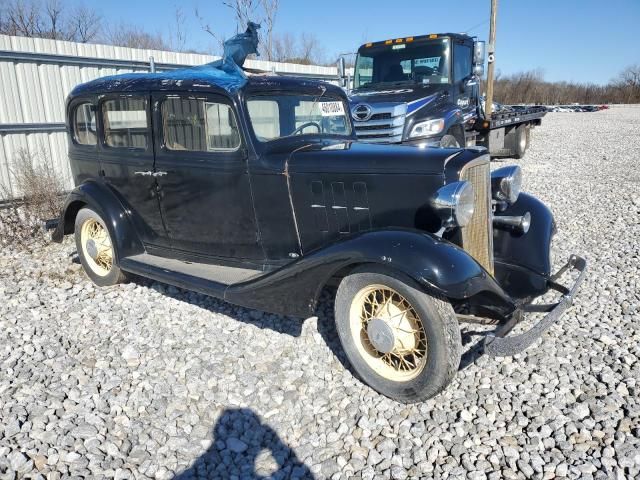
<box><xmin>151</xmin><ymin>93</ymin><xmax>263</xmax><ymax>262</ymax></box>
<box><xmin>453</xmin><ymin>41</ymin><xmax>477</xmax><ymax>123</ymax></box>
<box><xmin>98</xmin><ymin>94</ymin><xmax>169</xmax><ymax>248</ymax></box>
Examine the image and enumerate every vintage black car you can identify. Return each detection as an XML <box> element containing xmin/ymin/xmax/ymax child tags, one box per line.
<box><xmin>52</xmin><ymin>58</ymin><xmax>585</xmax><ymax>402</ymax></box>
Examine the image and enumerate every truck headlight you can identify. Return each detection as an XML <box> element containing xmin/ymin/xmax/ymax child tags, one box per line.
<box><xmin>431</xmin><ymin>181</ymin><xmax>475</xmax><ymax>228</ymax></box>
<box><xmin>491</xmin><ymin>165</ymin><xmax>522</xmax><ymax>204</ymax></box>
<box><xmin>409</xmin><ymin>118</ymin><xmax>445</xmax><ymax>139</ymax></box>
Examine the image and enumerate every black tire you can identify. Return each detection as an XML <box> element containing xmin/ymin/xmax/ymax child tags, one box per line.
<box><xmin>74</xmin><ymin>207</ymin><xmax>127</xmax><ymax>287</ymax></box>
<box><xmin>334</xmin><ymin>266</ymin><xmax>462</xmax><ymax>403</ymax></box>
<box><xmin>439</xmin><ymin>133</ymin><xmax>461</xmax><ymax>148</ymax></box>
<box><xmin>511</xmin><ymin>124</ymin><xmax>527</xmax><ymax>159</ymax></box>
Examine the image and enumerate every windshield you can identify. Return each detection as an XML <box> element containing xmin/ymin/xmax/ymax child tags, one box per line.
<box><xmin>354</xmin><ymin>38</ymin><xmax>451</xmax><ymax>89</ymax></box>
<box><xmin>246</xmin><ymin>94</ymin><xmax>351</xmax><ymax>142</ymax></box>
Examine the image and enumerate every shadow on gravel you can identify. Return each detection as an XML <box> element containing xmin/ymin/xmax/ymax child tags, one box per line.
<box><xmin>315</xmin><ymin>287</ymin><xmax>361</xmax><ymax>379</ymax></box>
<box><xmin>127</xmin><ymin>275</ymin><xmax>308</xmax><ymax>337</ymax></box>
<box><xmin>174</xmin><ymin>408</ymin><xmax>314</xmax><ymax>480</ymax></box>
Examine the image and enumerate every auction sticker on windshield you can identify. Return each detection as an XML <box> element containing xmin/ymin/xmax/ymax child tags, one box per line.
<box><xmin>320</xmin><ymin>101</ymin><xmax>345</xmax><ymax>116</ymax></box>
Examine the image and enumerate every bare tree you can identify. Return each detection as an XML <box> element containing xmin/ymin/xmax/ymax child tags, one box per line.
<box><xmin>269</xmin><ymin>31</ymin><xmax>324</xmax><ymax>65</ymax></box>
<box><xmin>0</xmin><ymin>0</ymin><xmax>44</xmax><ymax>37</ymax></box>
<box><xmin>259</xmin><ymin>0</ymin><xmax>278</xmax><ymax>61</ymax></box>
<box><xmin>104</xmin><ymin>22</ymin><xmax>170</xmax><ymax>50</ymax></box>
<box><xmin>0</xmin><ymin>0</ymin><xmax>102</xmax><ymax>42</ymax></box>
<box><xmin>222</xmin><ymin>0</ymin><xmax>259</xmax><ymax>33</ymax></box>
<box><xmin>169</xmin><ymin>6</ymin><xmax>188</xmax><ymax>52</ymax></box>
<box><xmin>490</xmin><ymin>66</ymin><xmax>640</xmax><ymax>105</ymax></box>
<box><xmin>194</xmin><ymin>7</ymin><xmax>225</xmax><ymax>54</ymax></box>
<box><xmin>68</xmin><ymin>4</ymin><xmax>101</xmax><ymax>43</ymax></box>
<box><xmin>43</xmin><ymin>0</ymin><xmax>66</xmax><ymax>39</ymax></box>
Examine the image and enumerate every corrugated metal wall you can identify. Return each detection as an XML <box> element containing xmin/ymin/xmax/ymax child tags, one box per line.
<box><xmin>0</xmin><ymin>34</ymin><xmax>341</xmax><ymax>201</ymax></box>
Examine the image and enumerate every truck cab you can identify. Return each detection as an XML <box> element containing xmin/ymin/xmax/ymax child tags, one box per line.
<box><xmin>347</xmin><ymin>33</ymin><xmax>545</xmax><ymax>158</ymax></box>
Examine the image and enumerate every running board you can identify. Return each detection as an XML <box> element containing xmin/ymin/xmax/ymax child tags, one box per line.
<box><xmin>119</xmin><ymin>253</ymin><xmax>264</xmax><ymax>299</ymax></box>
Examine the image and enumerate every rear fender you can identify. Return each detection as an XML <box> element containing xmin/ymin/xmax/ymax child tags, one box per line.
<box><xmin>51</xmin><ymin>181</ymin><xmax>144</xmax><ymax>261</ymax></box>
<box><xmin>225</xmin><ymin>229</ymin><xmax>516</xmax><ymax>318</ymax></box>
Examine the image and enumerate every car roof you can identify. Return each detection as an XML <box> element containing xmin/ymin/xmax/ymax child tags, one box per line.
<box><xmin>68</xmin><ymin>63</ymin><xmax>345</xmax><ymax>100</ymax></box>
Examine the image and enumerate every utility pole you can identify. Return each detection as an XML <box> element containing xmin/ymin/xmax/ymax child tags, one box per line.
<box><xmin>485</xmin><ymin>0</ymin><xmax>498</xmax><ymax>118</ymax></box>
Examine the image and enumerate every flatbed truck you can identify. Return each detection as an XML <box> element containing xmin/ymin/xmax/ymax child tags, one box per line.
<box><xmin>339</xmin><ymin>33</ymin><xmax>546</xmax><ymax>159</ymax></box>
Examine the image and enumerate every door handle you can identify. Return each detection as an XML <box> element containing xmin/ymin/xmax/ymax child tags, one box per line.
<box><xmin>134</xmin><ymin>171</ymin><xmax>153</xmax><ymax>176</ymax></box>
<box><xmin>152</xmin><ymin>171</ymin><xmax>168</xmax><ymax>177</ymax></box>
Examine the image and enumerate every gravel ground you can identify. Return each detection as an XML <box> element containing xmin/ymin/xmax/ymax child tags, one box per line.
<box><xmin>1</xmin><ymin>106</ymin><xmax>639</xmax><ymax>480</ymax></box>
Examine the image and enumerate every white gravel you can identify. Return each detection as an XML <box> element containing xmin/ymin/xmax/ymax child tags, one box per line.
<box><xmin>1</xmin><ymin>106</ymin><xmax>639</xmax><ymax>479</ymax></box>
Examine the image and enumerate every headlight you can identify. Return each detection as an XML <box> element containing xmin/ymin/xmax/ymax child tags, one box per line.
<box><xmin>491</xmin><ymin>165</ymin><xmax>522</xmax><ymax>204</ymax></box>
<box><xmin>431</xmin><ymin>181</ymin><xmax>475</xmax><ymax>228</ymax></box>
<box><xmin>409</xmin><ymin>118</ymin><xmax>445</xmax><ymax>139</ymax></box>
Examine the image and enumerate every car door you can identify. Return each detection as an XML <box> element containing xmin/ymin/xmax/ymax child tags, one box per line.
<box><xmin>152</xmin><ymin>93</ymin><xmax>263</xmax><ymax>263</ymax></box>
<box><xmin>98</xmin><ymin>94</ymin><xmax>168</xmax><ymax>247</ymax></box>
<box><xmin>453</xmin><ymin>41</ymin><xmax>477</xmax><ymax>122</ymax></box>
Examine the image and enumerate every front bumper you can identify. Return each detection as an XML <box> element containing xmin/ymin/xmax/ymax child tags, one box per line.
<box><xmin>484</xmin><ymin>255</ymin><xmax>587</xmax><ymax>356</ymax></box>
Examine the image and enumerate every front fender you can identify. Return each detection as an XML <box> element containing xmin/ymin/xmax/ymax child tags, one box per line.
<box><xmin>493</xmin><ymin>192</ymin><xmax>555</xmax><ymax>299</ymax></box>
<box><xmin>226</xmin><ymin>228</ymin><xmax>515</xmax><ymax>317</ymax></box>
<box><xmin>51</xmin><ymin>180</ymin><xmax>144</xmax><ymax>262</ymax></box>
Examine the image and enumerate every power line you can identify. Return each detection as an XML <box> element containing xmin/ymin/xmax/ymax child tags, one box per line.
<box><xmin>462</xmin><ymin>18</ymin><xmax>490</xmax><ymax>34</ymax></box>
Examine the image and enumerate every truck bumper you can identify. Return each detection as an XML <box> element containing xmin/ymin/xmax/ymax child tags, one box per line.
<box><xmin>484</xmin><ymin>255</ymin><xmax>587</xmax><ymax>356</ymax></box>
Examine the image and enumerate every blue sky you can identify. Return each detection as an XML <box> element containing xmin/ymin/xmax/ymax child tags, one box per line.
<box><xmin>83</xmin><ymin>0</ymin><xmax>639</xmax><ymax>84</ymax></box>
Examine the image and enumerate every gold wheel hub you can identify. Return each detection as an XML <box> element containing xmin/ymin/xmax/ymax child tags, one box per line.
<box><xmin>80</xmin><ymin>218</ymin><xmax>113</xmax><ymax>276</ymax></box>
<box><xmin>349</xmin><ymin>284</ymin><xmax>427</xmax><ymax>382</ymax></box>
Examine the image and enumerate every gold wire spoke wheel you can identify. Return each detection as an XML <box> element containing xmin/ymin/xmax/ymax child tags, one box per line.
<box><xmin>80</xmin><ymin>218</ymin><xmax>113</xmax><ymax>277</ymax></box>
<box><xmin>349</xmin><ymin>284</ymin><xmax>428</xmax><ymax>382</ymax></box>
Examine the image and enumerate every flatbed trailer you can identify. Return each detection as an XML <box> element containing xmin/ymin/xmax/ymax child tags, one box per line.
<box><xmin>475</xmin><ymin>105</ymin><xmax>547</xmax><ymax>158</ymax></box>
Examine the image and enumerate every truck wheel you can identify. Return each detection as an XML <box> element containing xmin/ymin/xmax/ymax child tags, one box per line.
<box><xmin>334</xmin><ymin>266</ymin><xmax>462</xmax><ymax>402</ymax></box>
<box><xmin>75</xmin><ymin>207</ymin><xmax>127</xmax><ymax>287</ymax></box>
<box><xmin>440</xmin><ymin>134</ymin><xmax>461</xmax><ymax>148</ymax></box>
<box><xmin>512</xmin><ymin>125</ymin><xmax>527</xmax><ymax>159</ymax></box>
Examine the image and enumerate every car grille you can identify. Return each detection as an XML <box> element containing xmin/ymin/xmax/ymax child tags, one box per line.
<box><xmin>352</xmin><ymin>103</ymin><xmax>407</xmax><ymax>143</ymax></box>
<box><xmin>460</xmin><ymin>156</ymin><xmax>494</xmax><ymax>275</ymax></box>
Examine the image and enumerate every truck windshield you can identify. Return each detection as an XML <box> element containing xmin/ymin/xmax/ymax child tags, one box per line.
<box><xmin>354</xmin><ymin>38</ymin><xmax>451</xmax><ymax>89</ymax></box>
<box><xmin>247</xmin><ymin>94</ymin><xmax>351</xmax><ymax>142</ymax></box>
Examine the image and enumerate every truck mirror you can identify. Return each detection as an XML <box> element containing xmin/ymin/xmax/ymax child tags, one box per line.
<box><xmin>473</xmin><ymin>41</ymin><xmax>486</xmax><ymax>66</ymax></box>
<box><xmin>473</xmin><ymin>64</ymin><xmax>484</xmax><ymax>77</ymax></box>
<box><xmin>337</xmin><ymin>57</ymin><xmax>347</xmax><ymax>87</ymax></box>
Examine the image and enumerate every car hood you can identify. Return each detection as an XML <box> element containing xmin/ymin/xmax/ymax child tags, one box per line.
<box><xmin>287</xmin><ymin>140</ymin><xmax>461</xmax><ymax>175</ymax></box>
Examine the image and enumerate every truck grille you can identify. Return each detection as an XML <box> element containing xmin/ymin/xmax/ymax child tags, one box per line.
<box><xmin>352</xmin><ymin>102</ymin><xmax>407</xmax><ymax>143</ymax></box>
<box><xmin>460</xmin><ymin>156</ymin><xmax>494</xmax><ymax>275</ymax></box>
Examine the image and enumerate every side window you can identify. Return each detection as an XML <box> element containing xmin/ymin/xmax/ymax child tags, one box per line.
<box><xmin>247</xmin><ymin>100</ymin><xmax>280</xmax><ymax>141</ymax></box>
<box><xmin>162</xmin><ymin>97</ymin><xmax>240</xmax><ymax>151</ymax></box>
<box><xmin>454</xmin><ymin>44</ymin><xmax>473</xmax><ymax>82</ymax></box>
<box><xmin>73</xmin><ymin>103</ymin><xmax>97</xmax><ymax>146</ymax></box>
<box><xmin>102</xmin><ymin>97</ymin><xmax>148</xmax><ymax>149</ymax></box>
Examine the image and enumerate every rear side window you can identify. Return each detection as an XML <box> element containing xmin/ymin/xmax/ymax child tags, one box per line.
<box><xmin>162</xmin><ymin>97</ymin><xmax>241</xmax><ymax>152</ymax></box>
<box><xmin>102</xmin><ymin>97</ymin><xmax>148</xmax><ymax>149</ymax></box>
<box><xmin>73</xmin><ymin>103</ymin><xmax>97</xmax><ymax>145</ymax></box>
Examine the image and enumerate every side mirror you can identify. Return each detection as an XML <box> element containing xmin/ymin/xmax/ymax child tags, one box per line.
<box><xmin>337</xmin><ymin>57</ymin><xmax>346</xmax><ymax>86</ymax></box>
<box><xmin>473</xmin><ymin>40</ymin><xmax>486</xmax><ymax>66</ymax></box>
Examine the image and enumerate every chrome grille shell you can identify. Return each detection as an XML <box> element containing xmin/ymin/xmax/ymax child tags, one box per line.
<box><xmin>352</xmin><ymin>102</ymin><xmax>407</xmax><ymax>143</ymax></box>
<box><xmin>459</xmin><ymin>155</ymin><xmax>494</xmax><ymax>274</ymax></box>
